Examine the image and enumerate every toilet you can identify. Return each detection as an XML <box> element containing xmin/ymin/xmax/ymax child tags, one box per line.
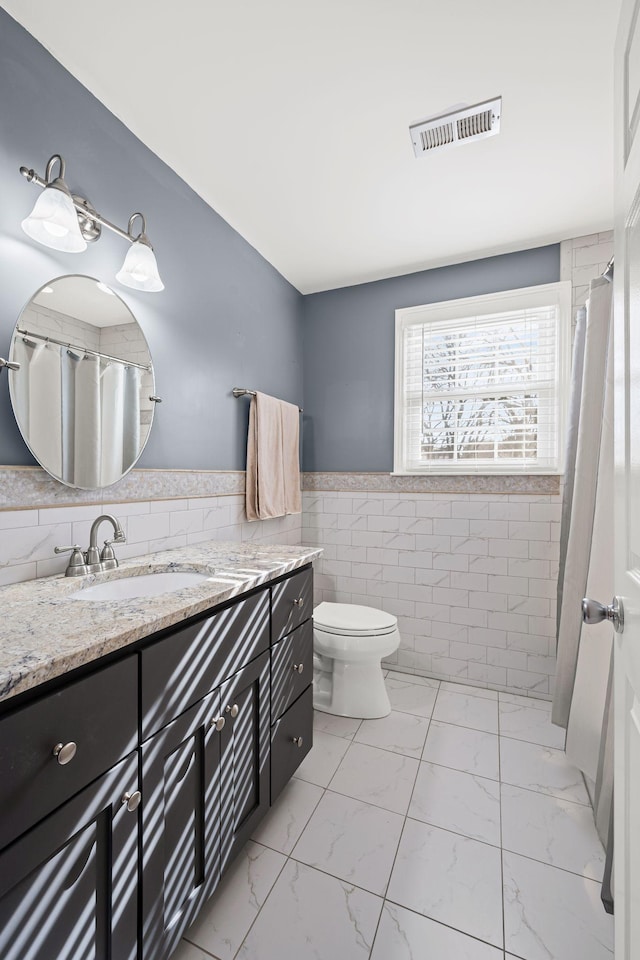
<box><xmin>313</xmin><ymin>601</ymin><xmax>401</xmax><ymax>719</ymax></box>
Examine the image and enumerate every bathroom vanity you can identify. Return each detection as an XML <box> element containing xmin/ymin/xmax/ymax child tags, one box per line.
<box><xmin>0</xmin><ymin>542</ymin><xmax>318</xmax><ymax>960</ymax></box>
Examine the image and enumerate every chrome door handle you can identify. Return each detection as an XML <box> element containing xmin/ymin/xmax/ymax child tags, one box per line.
<box><xmin>582</xmin><ymin>596</ymin><xmax>624</xmax><ymax>634</ymax></box>
<box><xmin>293</xmin><ymin>597</ymin><xmax>304</xmax><ymax>607</ymax></box>
<box><xmin>292</xmin><ymin>736</ymin><xmax>304</xmax><ymax>748</ymax></box>
<box><xmin>210</xmin><ymin>716</ymin><xmax>226</xmax><ymax>731</ymax></box>
<box><xmin>225</xmin><ymin>703</ymin><xmax>239</xmax><ymax>718</ymax></box>
<box><xmin>292</xmin><ymin>663</ymin><xmax>304</xmax><ymax>674</ymax></box>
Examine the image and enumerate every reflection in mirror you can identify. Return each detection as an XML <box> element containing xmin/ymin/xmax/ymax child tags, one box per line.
<box><xmin>9</xmin><ymin>276</ymin><xmax>155</xmax><ymax>489</ymax></box>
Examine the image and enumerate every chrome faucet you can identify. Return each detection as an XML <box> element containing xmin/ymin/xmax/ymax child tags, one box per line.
<box><xmin>55</xmin><ymin>514</ymin><xmax>126</xmax><ymax>577</ymax></box>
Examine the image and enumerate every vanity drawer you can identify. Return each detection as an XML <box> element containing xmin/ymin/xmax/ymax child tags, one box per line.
<box><xmin>0</xmin><ymin>656</ymin><xmax>138</xmax><ymax>850</ymax></box>
<box><xmin>270</xmin><ymin>685</ymin><xmax>313</xmax><ymax>804</ymax></box>
<box><xmin>141</xmin><ymin>589</ymin><xmax>269</xmax><ymax>740</ymax></box>
<box><xmin>271</xmin><ymin>620</ymin><xmax>313</xmax><ymax>722</ymax></box>
<box><xmin>271</xmin><ymin>566</ymin><xmax>313</xmax><ymax>643</ymax></box>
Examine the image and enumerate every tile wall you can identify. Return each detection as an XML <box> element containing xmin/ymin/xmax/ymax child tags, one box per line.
<box><xmin>0</xmin><ymin>486</ymin><xmax>302</xmax><ymax>586</ymax></box>
<box><xmin>303</xmin><ymin>485</ymin><xmax>561</xmax><ymax>699</ymax></box>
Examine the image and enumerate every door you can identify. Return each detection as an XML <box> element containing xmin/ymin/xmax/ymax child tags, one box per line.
<box><xmin>219</xmin><ymin>650</ymin><xmax>270</xmax><ymax>871</ymax></box>
<box><xmin>0</xmin><ymin>751</ymin><xmax>139</xmax><ymax>960</ymax></box>
<box><xmin>141</xmin><ymin>687</ymin><xmax>224</xmax><ymax>960</ymax></box>
<box><xmin>615</xmin><ymin>1</ymin><xmax>640</xmax><ymax>954</ymax></box>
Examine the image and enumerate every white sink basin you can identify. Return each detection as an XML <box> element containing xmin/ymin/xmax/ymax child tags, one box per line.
<box><xmin>69</xmin><ymin>571</ymin><xmax>210</xmax><ymax>602</ymax></box>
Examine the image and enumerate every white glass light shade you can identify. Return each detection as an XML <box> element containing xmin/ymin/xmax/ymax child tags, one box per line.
<box><xmin>21</xmin><ymin>186</ymin><xmax>87</xmax><ymax>253</ymax></box>
<box><xmin>116</xmin><ymin>240</ymin><xmax>164</xmax><ymax>292</ymax></box>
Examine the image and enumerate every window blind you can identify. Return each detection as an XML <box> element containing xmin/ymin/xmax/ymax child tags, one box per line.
<box><xmin>394</xmin><ymin>283</ymin><xmax>571</xmax><ymax>475</ymax></box>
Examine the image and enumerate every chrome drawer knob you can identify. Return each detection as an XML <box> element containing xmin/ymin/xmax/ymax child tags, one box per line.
<box><xmin>292</xmin><ymin>736</ymin><xmax>304</xmax><ymax>748</ymax></box>
<box><xmin>293</xmin><ymin>597</ymin><xmax>304</xmax><ymax>607</ymax></box>
<box><xmin>53</xmin><ymin>742</ymin><xmax>77</xmax><ymax>765</ymax></box>
<box><xmin>292</xmin><ymin>663</ymin><xmax>304</xmax><ymax>674</ymax></box>
<box><xmin>226</xmin><ymin>703</ymin><xmax>239</xmax><ymax>718</ymax></box>
<box><xmin>211</xmin><ymin>716</ymin><xmax>226</xmax><ymax>731</ymax></box>
<box><xmin>121</xmin><ymin>791</ymin><xmax>142</xmax><ymax>812</ymax></box>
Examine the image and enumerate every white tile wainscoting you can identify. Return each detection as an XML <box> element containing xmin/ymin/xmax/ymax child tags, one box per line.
<box><xmin>302</xmin><ymin>477</ymin><xmax>562</xmax><ymax>699</ymax></box>
<box><xmin>0</xmin><ymin>469</ymin><xmax>302</xmax><ymax>585</ymax></box>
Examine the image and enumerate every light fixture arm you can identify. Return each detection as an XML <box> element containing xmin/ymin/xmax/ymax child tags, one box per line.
<box><xmin>127</xmin><ymin>212</ymin><xmax>153</xmax><ymax>249</ymax></box>
<box><xmin>20</xmin><ymin>158</ymin><xmax>141</xmax><ymax>246</ymax></box>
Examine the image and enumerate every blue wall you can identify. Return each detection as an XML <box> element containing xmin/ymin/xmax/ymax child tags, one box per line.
<box><xmin>301</xmin><ymin>245</ymin><xmax>561</xmax><ymax>472</ymax></box>
<box><xmin>0</xmin><ymin>9</ymin><xmax>303</xmax><ymax>471</ymax></box>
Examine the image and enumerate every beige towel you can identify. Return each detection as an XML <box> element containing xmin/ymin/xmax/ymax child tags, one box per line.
<box><xmin>246</xmin><ymin>392</ymin><xmax>302</xmax><ymax>520</ymax></box>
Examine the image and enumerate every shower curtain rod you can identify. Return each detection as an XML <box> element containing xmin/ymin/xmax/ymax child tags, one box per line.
<box><xmin>232</xmin><ymin>387</ymin><xmax>303</xmax><ymax>412</ymax></box>
<box><xmin>16</xmin><ymin>327</ymin><xmax>152</xmax><ymax>372</ymax></box>
<box><xmin>602</xmin><ymin>257</ymin><xmax>614</xmax><ymax>282</ymax></box>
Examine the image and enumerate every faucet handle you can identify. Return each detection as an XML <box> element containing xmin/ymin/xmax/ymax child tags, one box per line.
<box><xmin>100</xmin><ymin>531</ymin><xmax>126</xmax><ymax>570</ymax></box>
<box><xmin>54</xmin><ymin>544</ymin><xmax>82</xmax><ymax>555</ymax></box>
<box><xmin>54</xmin><ymin>545</ymin><xmax>89</xmax><ymax>577</ymax></box>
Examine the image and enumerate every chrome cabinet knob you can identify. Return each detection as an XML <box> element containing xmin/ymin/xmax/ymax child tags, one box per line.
<box><xmin>582</xmin><ymin>596</ymin><xmax>624</xmax><ymax>634</ymax></box>
<box><xmin>211</xmin><ymin>716</ymin><xmax>226</xmax><ymax>731</ymax></box>
<box><xmin>226</xmin><ymin>703</ymin><xmax>239</xmax><ymax>718</ymax></box>
<box><xmin>53</xmin><ymin>742</ymin><xmax>77</xmax><ymax>765</ymax></box>
<box><xmin>121</xmin><ymin>791</ymin><xmax>142</xmax><ymax>812</ymax></box>
<box><xmin>292</xmin><ymin>663</ymin><xmax>304</xmax><ymax>674</ymax></box>
<box><xmin>293</xmin><ymin>597</ymin><xmax>305</xmax><ymax>607</ymax></box>
<box><xmin>292</xmin><ymin>736</ymin><xmax>304</xmax><ymax>748</ymax></box>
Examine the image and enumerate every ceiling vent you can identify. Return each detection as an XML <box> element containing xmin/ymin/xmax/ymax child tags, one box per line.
<box><xmin>410</xmin><ymin>97</ymin><xmax>502</xmax><ymax>158</ymax></box>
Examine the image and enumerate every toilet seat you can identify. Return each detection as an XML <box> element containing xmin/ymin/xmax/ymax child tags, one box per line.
<box><xmin>313</xmin><ymin>601</ymin><xmax>397</xmax><ymax>637</ymax></box>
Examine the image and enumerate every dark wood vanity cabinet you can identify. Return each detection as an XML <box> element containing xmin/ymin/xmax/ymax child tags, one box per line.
<box><xmin>0</xmin><ymin>563</ymin><xmax>314</xmax><ymax>960</ymax></box>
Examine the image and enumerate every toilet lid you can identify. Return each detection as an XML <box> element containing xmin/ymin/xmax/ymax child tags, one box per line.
<box><xmin>313</xmin><ymin>601</ymin><xmax>398</xmax><ymax>637</ymax></box>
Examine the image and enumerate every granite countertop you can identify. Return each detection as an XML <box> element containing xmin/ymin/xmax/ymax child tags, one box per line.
<box><xmin>0</xmin><ymin>541</ymin><xmax>322</xmax><ymax>705</ymax></box>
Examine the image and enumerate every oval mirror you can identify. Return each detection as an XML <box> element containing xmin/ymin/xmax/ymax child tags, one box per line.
<box><xmin>8</xmin><ymin>275</ymin><xmax>155</xmax><ymax>489</ymax></box>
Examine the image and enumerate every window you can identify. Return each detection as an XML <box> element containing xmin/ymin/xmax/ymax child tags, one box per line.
<box><xmin>394</xmin><ymin>282</ymin><xmax>571</xmax><ymax>475</ymax></box>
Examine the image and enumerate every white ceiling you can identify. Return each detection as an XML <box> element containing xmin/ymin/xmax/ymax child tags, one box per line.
<box><xmin>2</xmin><ymin>0</ymin><xmax>619</xmax><ymax>294</ymax></box>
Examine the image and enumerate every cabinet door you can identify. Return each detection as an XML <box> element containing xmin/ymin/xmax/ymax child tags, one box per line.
<box><xmin>0</xmin><ymin>751</ymin><xmax>139</xmax><ymax>960</ymax></box>
<box><xmin>219</xmin><ymin>651</ymin><xmax>270</xmax><ymax>871</ymax></box>
<box><xmin>141</xmin><ymin>688</ymin><xmax>223</xmax><ymax>960</ymax></box>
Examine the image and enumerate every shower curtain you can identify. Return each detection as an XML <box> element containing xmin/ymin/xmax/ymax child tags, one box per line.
<box><xmin>553</xmin><ymin>276</ymin><xmax>614</xmax><ymax>851</ymax></box>
<box><xmin>16</xmin><ymin>347</ymin><xmax>141</xmax><ymax>488</ymax></box>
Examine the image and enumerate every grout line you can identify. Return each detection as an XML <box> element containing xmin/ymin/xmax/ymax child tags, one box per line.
<box><xmin>499</xmin><ymin>778</ymin><xmax>590</xmax><ymax>806</ymax></box>
<box><xmin>382</xmin><ymin>897</ymin><xmax>507</xmax><ymax>954</ymax></box>
<box><xmin>182</xmin><ymin>937</ymin><xmax>222</xmax><ymax>959</ymax></box>
<box><xmin>498</xmin><ymin>843</ymin><xmax>606</xmax><ymax>884</ymax></box>
<box><xmin>228</xmin><ymin>845</ymin><xmax>291</xmax><ymax>960</ymax></box>
<box><xmin>371</xmin><ymin>712</ymin><xmax>432</xmax><ymax>960</ymax></box>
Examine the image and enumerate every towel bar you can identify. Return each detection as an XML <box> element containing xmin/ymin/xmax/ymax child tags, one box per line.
<box><xmin>232</xmin><ymin>387</ymin><xmax>302</xmax><ymax>412</ymax></box>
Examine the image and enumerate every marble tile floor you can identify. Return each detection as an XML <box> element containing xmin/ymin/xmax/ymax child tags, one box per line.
<box><xmin>174</xmin><ymin>674</ymin><xmax>613</xmax><ymax>960</ymax></box>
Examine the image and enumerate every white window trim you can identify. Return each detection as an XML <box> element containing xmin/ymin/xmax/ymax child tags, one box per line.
<box><xmin>393</xmin><ymin>281</ymin><xmax>572</xmax><ymax>476</ymax></box>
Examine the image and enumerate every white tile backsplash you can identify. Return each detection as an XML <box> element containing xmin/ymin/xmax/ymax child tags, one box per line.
<box><xmin>0</xmin><ymin>490</ymin><xmax>303</xmax><ymax>586</ymax></box>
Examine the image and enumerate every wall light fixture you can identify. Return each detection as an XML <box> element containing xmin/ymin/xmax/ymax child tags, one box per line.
<box><xmin>20</xmin><ymin>153</ymin><xmax>165</xmax><ymax>293</ymax></box>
